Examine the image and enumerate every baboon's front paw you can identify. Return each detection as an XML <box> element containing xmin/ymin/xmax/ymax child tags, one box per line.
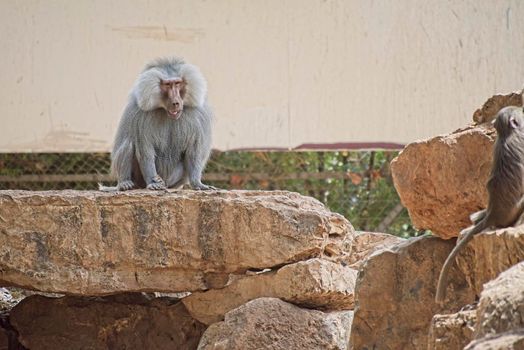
<box><xmin>147</xmin><ymin>176</ymin><xmax>166</xmax><ymax>190</ymax></box>
<box><xmin>192</xmin><ymin>183</ymin><xmax>218</xmax><ymax>191</ymax></box>
<box><xmin>146</xmin><ymin>183</ymin><xmax>167</xmax><ymax>190</ymax></box>
<box><xmin>117</xmin><ymin>180</ymin><xmax>135</xmax><ymax>191</ymax></box>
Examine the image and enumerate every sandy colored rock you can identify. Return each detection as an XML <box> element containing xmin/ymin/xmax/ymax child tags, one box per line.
<box><xmin>465</xmin><ymin>330</ymin><xmax>524</xmax><ymax>350</ymax></box>
<box><xmin>457</xmin><ymin>228</ymin><xmax>524</xmax><ymax>296</ymax></box>
<box><xmin>474</xmin><ymin>261</ymin><xmax>524</xmax><ymax>339</ymax></box>
<box><xmin>0</xmin><ymin>190</ymin><xmax>352</xmax><ymax>295</ymax></box>
<box><xmin>391</xmin><ymin>125</ymin><xmax>495</xmax><ymax>239</ymax></box>
<box><xmin>9</xmin><ymin>293</ymin><xmax>205</xmax><ymax>350</ymax></box>
<box><xmin>350</xmin><ymin>236</ymin><xmax>475</xmax><ymax>350</ymax></box>
<box><xmin>346</xmin><ymin>231</ymin><xmax>404</xmax><ymax>268</ymax></box>
<box><xmin>428</xmin><ymin>309</ymin><xmax>476</xmax><ymax>350</ymax></box>
<box><xmin>472</xmin><ymin>90</ymin><xmax>523</xmax><ymax>124</ymax></box>
<box><xmin>183</xmin><ymin>258</ymin><xmax>357</xmax><ymax>325</ymax></box>
<box><xmin>392</xmin><ymin>91</ymin><xmax>524</xmax><ymax>239</ymax></box>
<box><xmin>197</xmin><ymin>297</ymin><xmax>352</xmax><ymax>350</ymax></box>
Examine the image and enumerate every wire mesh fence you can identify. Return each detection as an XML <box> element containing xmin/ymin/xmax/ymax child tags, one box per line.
<box><xmin>0</xmin><ymin>151</ymin><xmax>423</xmax><ymax>237</ymax></box>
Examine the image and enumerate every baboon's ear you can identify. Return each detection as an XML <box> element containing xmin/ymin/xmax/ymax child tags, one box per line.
<box><xmin>509</xmin><ymin>116</ymin><xmax>519</xmax><ymax>129</ymax></box>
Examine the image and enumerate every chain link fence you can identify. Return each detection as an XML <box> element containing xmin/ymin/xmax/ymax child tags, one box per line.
<box><xmin>0</xmin><ymin>151</ymin><xmax>421</xmax><ymax>237</ymax></box>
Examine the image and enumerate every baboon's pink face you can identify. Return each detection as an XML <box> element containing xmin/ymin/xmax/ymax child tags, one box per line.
<box><xmin>160</xmin><ymin>78</ymin><xmax>185</xmax><ymax>119</ymax></box>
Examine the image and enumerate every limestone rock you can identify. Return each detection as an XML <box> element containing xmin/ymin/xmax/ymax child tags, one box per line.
<box><xmin>183</xmin><ymin>258</ymin><xmax>357</xmax><ymax>325</ymax></box>
<box><xmin>391</xmin><ymin>91</ymin><xmax>524</xmax><ymax>239</ymax></box>
<box><xmin>465</xmin><ymin>330</ymin><xmax>524</xmax><ymax>350</ymax></box>
<box><xmin>0</xmin><ymin>190</ymin><xmax>352</xmax><ymax>295</ymax></box>
<box><xmin>391</xmin><ymin>125</ymin><xmax>495</xmax><ymax>239</ymax></box>
<box><xmin>474</xmin><ymin>261</ymin><xmax>524</xmax><ymax>339</ymax></box>
<box><xmin>9</xmin><ymin>294</ymin><xmax>206</xmax><ymax>350</ymax></box>
<box><xmin>197</xmin><ymin>297</ymin><xmax>352</xmax><ymax>350</ymax></box>
<box><xmin>428</xmin><ymin>309</ymin><xmax>476</xmax><ymax>350</ymax></box>
<box><xmin>472</xmin><ymin>90</ymin><xmax>523</xmax><ymax>124</ymax></box>
<box><xmin>457</xmin><ymin>228</ymin><xmax>524</xmax><ymax>296</ymax></box>
<box><xmin>350</xmin><ymin>236</ymin><xmax>475</xmax><ymax>350</ymax></box>
<box><xmin>346</xmin><ymin>231</ymin><xmax>404</xmax><ymax>268</ymax></box>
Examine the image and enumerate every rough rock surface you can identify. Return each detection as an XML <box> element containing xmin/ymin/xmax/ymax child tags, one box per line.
<box><xmin>457</xmin><ymin>228</ymin><xmax>524</xmax><ymax>296</ymax></box>
<box><xmin>183</xmin><ymin>258</ymin><xmax>357</xmax><ymax>325</ymax></box>
<box><xmin>391</xmin><ymin>125</ymin><xmax>495</xmax><ymax>239</ymax></box>
<box><xmin>0</xmin><ymin>190</ymin><xmax>352</xmax><ymax>295</ymax></box>
<box><xmin>428</xmin><ymin>309</ymin><xmax>476</xmax><ymax>350</ymax></box>
<box><xmin>346</xmin><ymin>231</ymin><xmax>404</xmax><ymax>268</ymax></box>
<box><xmin>472</xmin><ymin>91</ymin><xmax>523</xmax><ymax>124</ymax></box>
<box><xmin>9</xmin><ymin>294</ymin><xmax>206</xmax><ymax>350</ymax></box>
<box><xmin>197</xmin><ymin>297</ymin><xmax>352</xmax><ymax>350</ymax></box>
<box><xmin>473</xmin><ymin>261</ymin><xmax>524</xmax><ymax>339</ymax></box>
<box><xmin>465</xmin><ymin>330</ymin><xmax>524</xmax><ymax>350</ymax></box>
<box><xmin>350</xmin><ymin>236</ymin><xmax>475</xmax><ymax>350</ymax></box>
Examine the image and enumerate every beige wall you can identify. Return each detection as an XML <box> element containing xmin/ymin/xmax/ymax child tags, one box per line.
<box><xmin>1</xmin><ymin>0</ymin><xmax>523</xmax><ymax>152</ymax></box>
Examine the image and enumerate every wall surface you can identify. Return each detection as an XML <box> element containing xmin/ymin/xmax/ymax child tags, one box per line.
<box><xmin>1</xmin><ymin>0</ymin><xmax>523</xmax><ymax>152</ymax></box>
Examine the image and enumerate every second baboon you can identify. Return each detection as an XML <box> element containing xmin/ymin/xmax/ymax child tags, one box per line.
<box><xmin>435</xmin><ymin>106</ymin><xmax>524</xmax><ymax>303</ymax></box>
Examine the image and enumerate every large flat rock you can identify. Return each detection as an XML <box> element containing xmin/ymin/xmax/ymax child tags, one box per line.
<box><xmin>0</xmin><ymin>190</ymin><xmax>352</xmax><ymax>295</ymax></box>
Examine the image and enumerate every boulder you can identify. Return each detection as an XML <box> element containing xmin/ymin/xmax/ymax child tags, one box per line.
<box><xmin>457</xmin><ymin>228</ymin><xmax>524</xmax><ymax>296</ymax></box>
<box><xmin>465</xmin><ymin>330</ymin><xmax>524</xmax><ymax>350</ymax></box>
<box><xmin>9</xmin><ymin>294</ymin><xmax>206</xmax><ymax>350</ymax></box>
<box><xmin>350</xmin><ymin>236</ymin><xmax>475</xmax><ymax>350</ymax></box>
<box><xmin>391</xmin><ymin>125</ymin><xmax>494</xmax><ymax>239</ymax></box>
<box><xmin>0</xmin><ymin>190</ymin><xmax>352</xmax><ymax>295</ymax></box>
<box><xmin>183</xmin><ymin>258</ymin><xmax>357</xmax><ymax>325</ymax></box>
<box><xmin>197</xmin><ymin>297</ymin><xmax>352</xmax><ymax>350</ymax></box>
<box><xmin>472</xmin><ymin>91</ymin><xmax>522</xmax><ymax>124</ymax></box>
<box><xmin>428</xmin><ymin>309</ymin><xmax>476</xmax><ymax>350</ymax></box>
<box><xmin>391</xmin><ymin>90</ymin><xmax>523</xmax><ymax>239</ymax></box>
<box><xmin>473</xmin><ymin>261</ymin><xmax>524</xmax><ymax>339</ymax></box>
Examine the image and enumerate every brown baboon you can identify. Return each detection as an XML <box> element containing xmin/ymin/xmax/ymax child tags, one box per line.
<box><xmin>436</xmin><ymin>106</ymin><xmax>524</xmax><ymax>303</ymax></box>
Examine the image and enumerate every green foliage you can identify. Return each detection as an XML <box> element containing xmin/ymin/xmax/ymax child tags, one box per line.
<box><xmin>206</xmin><ymin>150</ymin><xmax>423</xmax><ymax>237</ymax></box>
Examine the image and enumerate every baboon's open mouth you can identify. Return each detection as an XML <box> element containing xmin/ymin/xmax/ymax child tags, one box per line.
<box><xmin>167</xmin><ymin>110</ymin><xmax>182</xmax><ymax>119</ymax></box>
